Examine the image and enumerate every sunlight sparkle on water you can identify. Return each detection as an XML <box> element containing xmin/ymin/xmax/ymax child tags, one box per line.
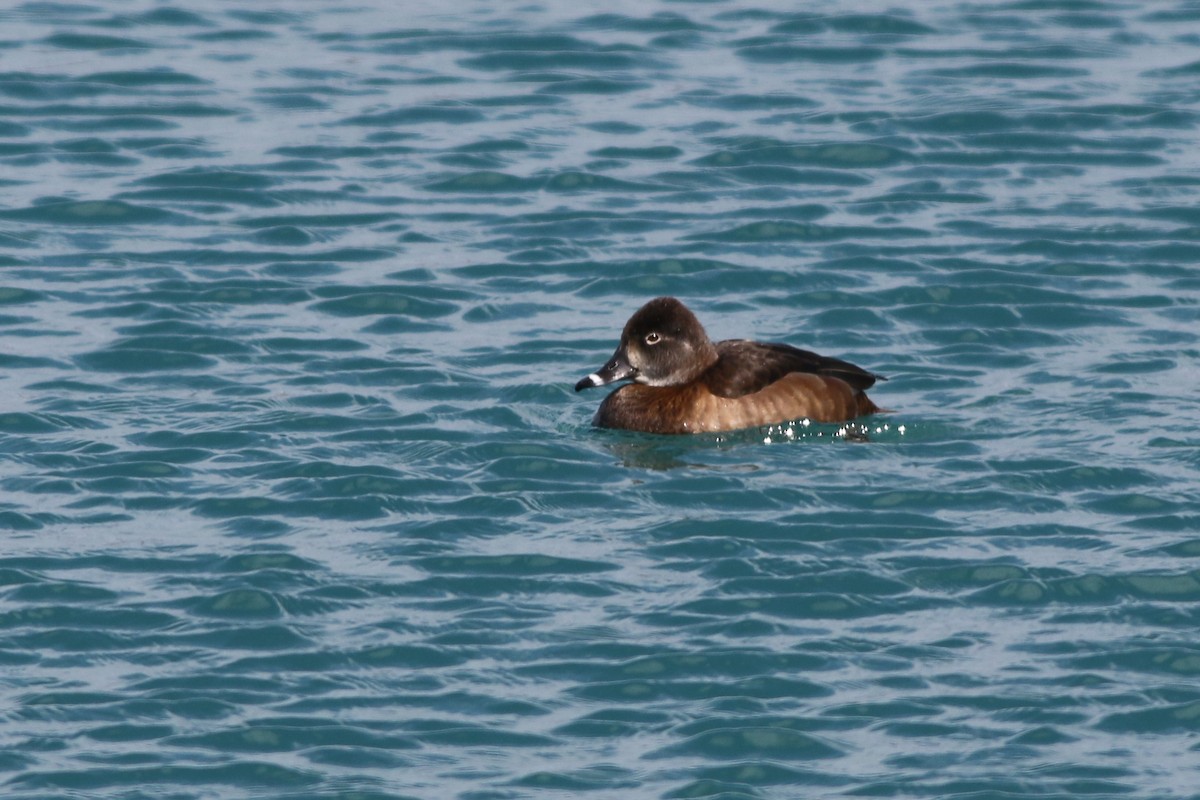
<box><xmin>762</xmin><ymin>421</ymin><xmax>904</xmax><ymax>444</ymax></box>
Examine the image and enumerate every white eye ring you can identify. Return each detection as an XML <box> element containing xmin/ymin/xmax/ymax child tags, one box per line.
<box><xmin>645</xmin><ymin>332</ymin><xmax>661</xmax><ymax>345</ymax></box>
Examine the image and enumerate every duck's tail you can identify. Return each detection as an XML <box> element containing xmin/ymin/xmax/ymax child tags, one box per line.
<box><xmin>856</xmin><ymin>392</ymin><xmax>892</xmax><ymax>417</ymax></box>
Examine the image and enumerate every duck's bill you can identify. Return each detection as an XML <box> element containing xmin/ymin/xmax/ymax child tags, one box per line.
<box><xmin>574</xmin><ymin>351</ymin><xmax>636</xmax><ymax>391</ymax></box>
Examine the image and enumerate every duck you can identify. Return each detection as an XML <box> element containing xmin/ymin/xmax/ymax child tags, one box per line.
<box><xmin>574</xmin><ymin>296</ymin><xmax>884</xmax><ymax>434</ymax></box>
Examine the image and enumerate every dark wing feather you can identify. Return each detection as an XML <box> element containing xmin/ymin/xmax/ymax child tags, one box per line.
<box><xmin>704</xmin><ymin>340</ymin><xmax>883</xmax><ymax>398</ymax></box>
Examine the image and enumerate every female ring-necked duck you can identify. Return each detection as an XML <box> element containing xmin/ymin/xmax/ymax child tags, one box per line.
<box><xmin>575</xmin><ymin>296</ymin><xmax>885</xmax><ymax>434</ymax></box>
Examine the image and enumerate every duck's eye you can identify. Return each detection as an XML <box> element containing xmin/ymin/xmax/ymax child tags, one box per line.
<box><xmin>644</xmin><ymin>332</ymin><xmax>662</xmax><ymax>346</ymax></box>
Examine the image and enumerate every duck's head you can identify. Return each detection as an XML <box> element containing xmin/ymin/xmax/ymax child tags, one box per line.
<box><xmin>575</xmin><ymin>297</ymin><xmax>719</xmax><ymax>391</ymax></box>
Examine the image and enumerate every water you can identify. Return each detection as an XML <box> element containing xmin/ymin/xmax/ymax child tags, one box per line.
<box><xmin>1</xmin><ymin>1</ymin><xmax>1199</xmax><ymax>798</ymax></box>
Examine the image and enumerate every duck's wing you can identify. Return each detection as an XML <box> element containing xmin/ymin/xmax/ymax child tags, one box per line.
<box><xmin>704</xmin><ymin>340</ymin><xmax>884</xmax><ymax>398</ymax></box>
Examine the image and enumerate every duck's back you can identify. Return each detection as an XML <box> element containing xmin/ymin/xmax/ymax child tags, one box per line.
<box><xmin>704</xmin><ymin>340</ymin><xmax>880</xmax><ymax>397</ymax></box>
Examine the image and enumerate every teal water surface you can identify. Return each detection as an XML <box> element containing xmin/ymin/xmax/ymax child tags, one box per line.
<box><xmin>2</xmin><ymin>1</ymin><xmax>1199</xmax><ymax>798</ymax></box>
